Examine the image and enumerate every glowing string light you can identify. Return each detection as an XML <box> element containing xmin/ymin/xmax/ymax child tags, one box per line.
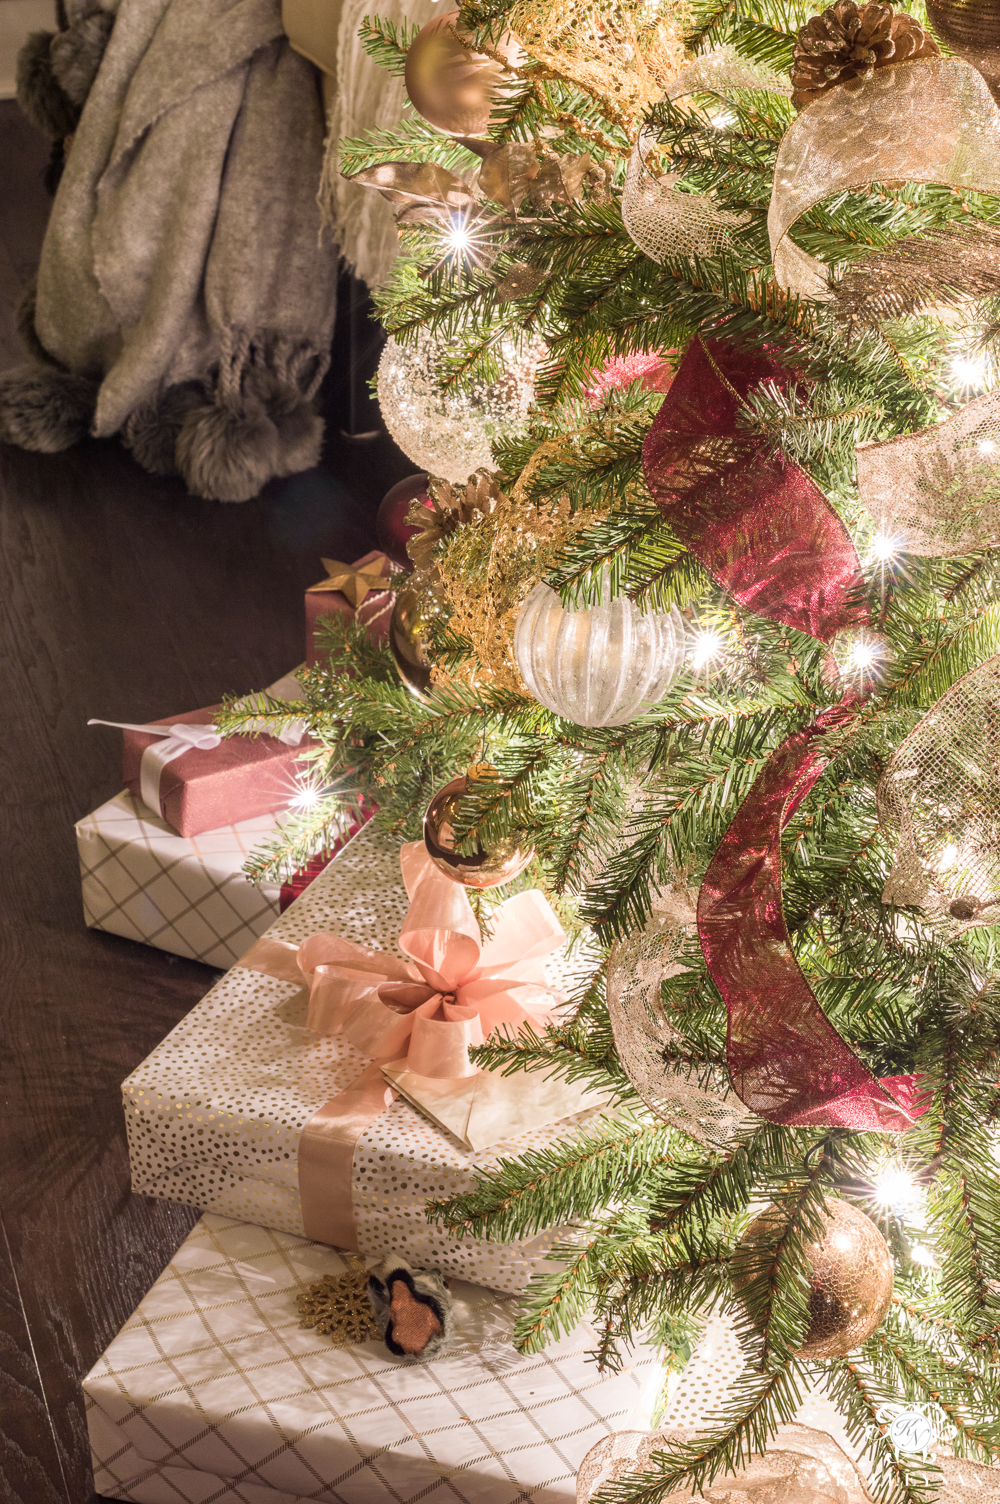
<box><xmin>830</xmin><ymin>628</ymin><xmax>893</xmax><ymax>689</ymax></box>
<box><xmin>445</xmin><ymin>220</ymin><xmax>473</xmax><ymax>255</ymax></box>
<box><xmin>691</xmin><ymin>629</ymin><xmax>724</xmax><ymax>668</ymax></box>
<box><xmin>950</xmin><ymin>350</ymin><xmax>990</xmax><ymax>392</ymax></box>
<box><xmin>871</xmin><ymin>532</ymin><xmax>901</xmax><ymax>563</ymax></box>
<box><xmin>937</xmin><ymin>841</ymin><xmax>959</xmax><ymax>872</ymax></box>
<box><xmin>438</xmin><ymin>211</ymin><xmax>494</xmax><ymax>270</ymax></box>
<box><xmin>290</xmin><ymin>785</ymin><xmax>322</xmax><ymax>811</ymax></box>
<box><xmin>871</xmin><ymin>1165</ymin><xmax>921</xmax><ymax>1212</ymax></box>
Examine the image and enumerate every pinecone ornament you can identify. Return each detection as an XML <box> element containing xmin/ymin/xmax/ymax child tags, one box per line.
<box><xmin>791</xmin><ymin>1</ymin><xmax>940</xmax><ymax>109</ymax></box>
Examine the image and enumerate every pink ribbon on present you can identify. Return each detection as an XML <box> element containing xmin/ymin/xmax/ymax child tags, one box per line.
<box><xmin>238</xmin><ymin>841</ymin><xmax>566</xmax><ymax>1250</ymax></box>
<box><xmin>299</xmin><ymin>841</ymin><xmax>566</xmax><ymax>1077</ymax></box>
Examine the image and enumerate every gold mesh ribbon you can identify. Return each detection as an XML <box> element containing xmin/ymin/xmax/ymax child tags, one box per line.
<box><xmin>878</xmin><ymin>654</ymin><xmax>1000</xmax><ymax>930</ymax></box>
<box><xmin>622</xmin><ymin>47</ymin><xmax>790</xmax><ymax>265</ymax></box>
<box><xmin>768</xmin><ymin>57</ymin><xmax>1000</xmax><ymax>299</ymax></box>
<box><xmin>857</xmin><ymin>391</ymin><xmax>1000</xmax><ymax>555</ymax></box>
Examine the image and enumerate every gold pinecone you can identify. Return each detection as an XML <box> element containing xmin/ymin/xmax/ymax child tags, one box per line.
<box><xmin>790</xmin><ymin>1</ymin><xmax>939</xmax><ymax>109</ymax></box>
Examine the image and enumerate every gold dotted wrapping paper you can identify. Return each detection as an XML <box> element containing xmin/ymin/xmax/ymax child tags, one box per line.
<box><xmin>123</xmin><ymin>821</ymin><xmax>603</xmax><ymax>1294</ymax></box>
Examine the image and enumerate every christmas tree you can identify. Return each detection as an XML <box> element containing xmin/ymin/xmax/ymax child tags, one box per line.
<box><xmin>224</xmin><ymin>1</ymin><xmax>1000</xmax><ymax>1497</ymax></box>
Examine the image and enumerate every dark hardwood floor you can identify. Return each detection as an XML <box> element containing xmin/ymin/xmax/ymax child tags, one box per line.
<box><xmin>0</xmin><ymin>100</ymin><xmax>411</xmax><ymax>1502</ymax></box>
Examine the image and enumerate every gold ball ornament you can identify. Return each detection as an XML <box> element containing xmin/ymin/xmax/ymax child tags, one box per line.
<box><xmin>423</xmin><ymin>770</ymin><xmax>535</xmax><ymax>889</ymax></box>
<box><xmin>389</xmin><ymin>589</ymin><xmax>434</xmax><ymax>698</ymax></box>
<box><xmin>733</xmin><ymin>1198</ymin><xmax>893</xmax><ymax>1360</ymax></box>
<box><xmin>404</xmin><ymin>11</ymin><xmax>521</xmax><ymax>136</ymax></box>
<box><xmin>926</xmin><ymin>0</ymin><xmax>1000</xmax><ymax>97</ymax></box>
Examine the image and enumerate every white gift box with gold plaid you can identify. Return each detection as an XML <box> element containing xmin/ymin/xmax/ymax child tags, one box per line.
<box><xmin>123</xmin><ymin>821</ymin><xmax>604</xmax><ymax>1293</ymax></box>
<box><xmin>76</xmin><ymin>790</ymin><xmax>284</xmax><ymax>970</ymax></box>
<box><xmin>85</xmin><ymin>1213</ymin><xmax>663</xmax><ymax>1504</ymax></box>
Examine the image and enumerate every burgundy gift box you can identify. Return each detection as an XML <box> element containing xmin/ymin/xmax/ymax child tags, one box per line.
<box><xmin>305</xmin><ymin>550</ymin><xmax>394</xmax><ymax>668</ymax></box>
<box><xmin>277</xmin><ymin>799</ymin><xmax>374</xmax><ymax>912</ymax></box>
<box><xmin>122</xmin><ymin>706</ymin><xmax>315</xmax><ymax>839</ymax></box>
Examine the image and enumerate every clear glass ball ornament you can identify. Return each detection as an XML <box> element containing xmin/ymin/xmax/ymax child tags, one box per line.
<box><xmin>513</xmin><ymin>580</ymin><xmax>687</xmax><ymax>726</ymax></box>
<box><xmin>376</xmin><ymin>326</ymin><xmax>539</xmax><ymax>482</ymax></box>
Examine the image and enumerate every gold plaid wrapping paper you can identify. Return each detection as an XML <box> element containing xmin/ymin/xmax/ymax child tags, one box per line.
<box><xmin>123</xmin><ymin>821</ymin><xmax>605</xmax><ymax>1292</ymax></box>
<box><xmin>84</xmin><ymin>1213</ymin><xmax>663</xmax><ymax>1504</ymax></box>
<box><xmin>77</xmin><ymin>791</ymin><xmax>284</xmax><ymax>969</ymax></box>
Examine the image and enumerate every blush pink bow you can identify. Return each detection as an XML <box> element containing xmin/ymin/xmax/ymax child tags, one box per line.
<box><xmin>296</xmin><ymin>842</ymin><xmax>567</xmax><ymax>1079</ymax></box>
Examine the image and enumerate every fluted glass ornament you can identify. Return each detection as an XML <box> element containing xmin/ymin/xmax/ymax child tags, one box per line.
<box><xmin>513</xmin><ymin>581</ymin><xmax>686</xmax><ymax>726</ymax></box>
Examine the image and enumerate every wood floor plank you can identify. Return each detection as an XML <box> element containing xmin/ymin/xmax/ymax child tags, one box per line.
<box><xmin>0</xmin><ymin>1210</ymin><xmax>70</xmax><ymax>1504</ymax></box>
<box><xmin>0</xmin><ymin>99</ymin><xmax>407</xmax><ymax>1502</ymax></box>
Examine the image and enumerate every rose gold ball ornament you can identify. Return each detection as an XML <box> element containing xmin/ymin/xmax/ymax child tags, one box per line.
<box><xmin>388</xmin><ymin>589</ymin><xmax>434</xmax><ymax>698</ymax></box>
<box><xmin>404</xmin><ymin>11</ymin><xmax>520</xmax><ymax>137</ymax></box>
<box><xmin>424</xmin><ymin>769</ymin><xmax>535</xmax><ymax>889</ymax></box>
<box><xmin>927</xmin><ymin>0</ymin><xmax>1000</xmax><ymax>99</ymax></box>
<box><xmin>733</xmin><ymin>1199</ymin><xmax>893</xmax><ymax>1360</ymax></box>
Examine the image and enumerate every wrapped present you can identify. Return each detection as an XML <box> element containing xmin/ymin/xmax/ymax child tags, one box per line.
<box><xmin>90</xmin><ymin>670</ymin><xmax>317</xmax><ymax>839</ymax></box>
<box><xmin>305</xmin><ymin>550</ymin><xmax>394</xmax><ymax>667</ymax></box>
<box><xmin>76</xmin><ymin>793</ymin><xmax>368</xmax><ymax>969</ymax></box>
<box><xmin>124</xmin><ymin>820</ymin><xmax>609</xmax><ymax>1292</ymax></box>
<box><xmin>86</xmin><ymin>1212</ymin><xmax>664</xmax><ymax>1504</ymax></box>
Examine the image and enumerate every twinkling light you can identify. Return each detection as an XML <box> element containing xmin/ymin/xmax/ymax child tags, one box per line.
<box><xmin>691</xmin><ymin>629</ymin><xmax>724</xmax><ymax>668</ymax></box>
<box><xmin>937</xmin><ymin>841</ymin><xmax>959</xmax><ymax>872</ymax></box>
<box><xmin>290</xmin><ymin>785</ymin><xmax>321</xmax><ymax>811</ymax></box>
<box><xmin>978</xmin><ymin>438</ymin><xmax>998</xmax><ymax>456</ymax></box>
<box><xmin>446</xmin><ymin>221</ymin><xmax>473</xmax><ymax>255</ymax></box>
<box><xmin>950</xmin><ymin>350</ymin><xmax>990</xmax><ymax>392</ymax></box>
<box><xmin>438</xmin><ymin>212</ymin><xmax>494</xmax><ymax>269</ymax></box>
<box><xmin>871</xmin><ymin>532</ymin><xmax>901</xmax><ymax>563</ymax></box>
<box><xmin>872</xmin><ymin>1165</ymin><xmax>921</xmax><ymax>1212</ymax></box>
<box><xmin>830</xmin><ymin>628</ymin><xmax>893</xmax><ymax>690</ymax></box>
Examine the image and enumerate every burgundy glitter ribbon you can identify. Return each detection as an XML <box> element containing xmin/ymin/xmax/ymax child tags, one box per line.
<box><xmin>642</xmin><ymin>336</ymin><xmax>868</xmax><ymax>644</ymax></box>
<box><xmin>697</xmin><ymin>706</ymin><xmax>921</xmax><ymax>1131</ymax></box>
<box><xmin>643</xmin><ymin>335</ymin><xmax>922</xmax><ymax>1130</ymax></box>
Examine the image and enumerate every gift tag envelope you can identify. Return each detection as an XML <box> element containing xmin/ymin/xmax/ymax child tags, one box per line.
<box><xmin>382</xmin><ymin>1060</ymin><xmax>611</xmax><ymax>1151</ymax></box>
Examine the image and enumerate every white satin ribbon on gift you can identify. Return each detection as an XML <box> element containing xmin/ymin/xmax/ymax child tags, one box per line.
<box><xmin>88</xmin><ymin>714</ymin><xmax>308</xmax><ymax>816</ymax></box>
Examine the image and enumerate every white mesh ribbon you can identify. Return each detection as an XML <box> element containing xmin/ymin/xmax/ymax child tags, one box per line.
<box><xmin>857</xmin><ymin>390</ymin><xmax>1000</xmax><ymax>555</ymax></box>
<box><xmin>605</xmin><ymin>886</ymin><xmax>758</xmax><ymax>1145</ymax></box>
<box><xmin>621</xmin><ymin>47</ymin><xmax>790</xmax><ymax>264</ymax></box>
<box><xmin>768</xmin><ymin>57</ymin><xmax>1000</xmax><ymax>299</ymax></box>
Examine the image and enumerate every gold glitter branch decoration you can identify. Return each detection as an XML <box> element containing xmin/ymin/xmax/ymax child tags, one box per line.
<box><xmin>297</xmin><ymin>1262</ymin><xmax>381</xmax><ymax>1346</ymax></box>
<box><xmin>831</xmin><ymin>222</ymin><xmax>1000</xmax><ymax>325</ymax></box>
<box><xmin>429</xmin><ymin>438</ymin><xmax>611</xmax><ymax>694</ymax></box>
<box><xmin>508</xmin><ymin>0</ymin><xmax>690</xmax><ymax>131</ymax></box>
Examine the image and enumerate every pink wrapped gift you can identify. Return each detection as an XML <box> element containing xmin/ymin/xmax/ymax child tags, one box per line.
<box><xmin>305</xmin><ymin>550</ymin><xmax>394</xmax><ymax>668</ymax></box>
<box><xmin>91</xmin><ymin>671</ymin><xmax>316</xmax><ymax>839</ymax></box>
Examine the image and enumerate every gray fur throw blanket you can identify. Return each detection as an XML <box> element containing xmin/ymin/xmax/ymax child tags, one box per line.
<box><xmin>1</xmin><ymin>0</ymin><xmax>338</xmax><ymax>503</ymax></box>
